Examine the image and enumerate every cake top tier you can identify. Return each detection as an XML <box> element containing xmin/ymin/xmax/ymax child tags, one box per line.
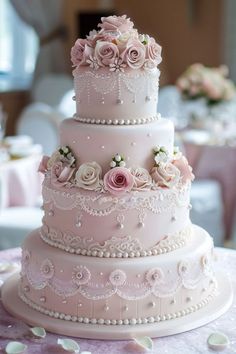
<box><xmin>71</xmin><ymin>15</ymin><xmax>162</xmax><ymax>71</ymax></box>
<box><xmin>72</xmin><ymin>15</ymin><xmax>162</xmax><ymax>124</ymax></box>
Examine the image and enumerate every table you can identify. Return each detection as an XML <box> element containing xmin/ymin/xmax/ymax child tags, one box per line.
<box><xmin>0</xmin><ymin>247</ymin><xmax>235</xmax><ymax>354</ymax></box>
<box><xmin>185</xmin><ymin>142</ymin><xmax>236</xmax><ymax>240</ymax></box>
<box><xmin>0</xmin><ymin>155</ymin><xmax>42</xmax><ymax>209</ymax></box>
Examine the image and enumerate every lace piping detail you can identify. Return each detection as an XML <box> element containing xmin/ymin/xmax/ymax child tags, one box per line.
<box><xmin>21</xmin><ymin>249</ymin><xmax>214</xmax><ymax>300</ymax></box>
<box><xmin>42</xmin><ymin>181</ymin><xmax>190</xmax><ymax>215</ymax></box>
<box><xmin>40</xmin><ymin>224</ymin><xmax>192</xmax><ymax>258</ymax></box>
<box><xmin>18</xmin><ymin>283</ymin><xmax>217</xmax><ymax>325</ymax></box>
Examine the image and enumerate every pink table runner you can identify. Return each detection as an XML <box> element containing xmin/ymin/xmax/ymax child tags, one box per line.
<box><xmin>0</xmin><ymin>156</ymin><xmax>42</xmax><ymax>209</ymax></box>
<box><xmin>0</xmin><ymin>247</ymin><xmax>235</xmax><ymax>354</ymax></box>
<box><xmin>185</xmin><ymin>143</ymin><xmax>236</xmax><ymax>239</ymax></box>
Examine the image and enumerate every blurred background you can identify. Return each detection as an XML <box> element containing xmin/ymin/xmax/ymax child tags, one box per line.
<box><xmin>0</xmin><ymin>0</ymin><xmax>236</xmax><ymax>250</ymax></box>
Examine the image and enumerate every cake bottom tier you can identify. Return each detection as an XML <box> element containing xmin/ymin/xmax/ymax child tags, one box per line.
<box><xmin>19</xmin><ymin>225</ymin><xmax>217</xmax><ymax>326</ymax></box>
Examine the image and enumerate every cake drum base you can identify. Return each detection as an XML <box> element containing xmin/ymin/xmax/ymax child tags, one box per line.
<box><xmin>2</xmin><ymin>273</ymin><xmax>233</xmax><ymax>340</ymax></box>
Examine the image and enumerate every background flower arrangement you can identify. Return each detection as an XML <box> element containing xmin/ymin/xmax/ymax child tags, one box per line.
<box><xmin>176</xmin><ymin>63</ymin><xmax>235</xmax><ymax>105</ymax></box>
<box><xmin>38</xmin><ymin>145</ymin><xmax>194</xmax><ymax>195</ymax></box>
<box><xmin>71</xmin><ymin>15</ymin><xmax>162</xmax><ymax>71</ymax></box>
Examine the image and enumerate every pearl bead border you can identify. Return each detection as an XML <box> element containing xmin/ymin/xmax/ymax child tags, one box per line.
<box><xmin>18</xmin><ymin>285</ymin><xmax>217</xmax><ymax>326</ymax></box>
<box><xmin>39</xmin><ymin>228</ymin><xmax>189</xmax><ymax>258</ymax></box>
<box><xmin>73</xmin><ymin>113</ymin><xmax>161</xmax><ymax>125</ymax></box>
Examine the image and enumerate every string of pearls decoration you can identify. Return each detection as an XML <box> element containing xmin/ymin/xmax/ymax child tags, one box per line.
<box><xmin>74</xmin><ymin>114</ymin><xmax>160</xmax><ymax>125</ymax></box>
<box><xmin>19</xmin><ymin>286</ymin><xmax>217</xmax><ymax>326</ymax></box>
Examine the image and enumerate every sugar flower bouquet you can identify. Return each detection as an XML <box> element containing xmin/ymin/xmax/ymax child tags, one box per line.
<box><xmin>71</xmin><ymin>15</ymin><xmax>162</xmax><ymax>71</ymax></box>
<box><xmin>176</xmin><ymin>63</ymin><xmax>235</xmax><ymax>104</ymax></box>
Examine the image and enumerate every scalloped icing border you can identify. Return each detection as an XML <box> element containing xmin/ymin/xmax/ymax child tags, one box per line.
<box><xmin>18</xmin><ymin>283</ymin><xmax>217</xmax><ymax>326</ymax></box>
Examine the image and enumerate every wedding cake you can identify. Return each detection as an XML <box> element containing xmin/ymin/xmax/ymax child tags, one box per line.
<box><xmin>2</xmin><ymin>15</ymin><xmax>232</xmax><ymax>340</ymax></box>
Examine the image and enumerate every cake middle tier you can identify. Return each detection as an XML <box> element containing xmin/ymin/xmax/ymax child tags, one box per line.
<box><xmin>60</xmin><ymin>117</ymin><xmax>174</xmax><ymax>174</ymax></box>
<box><xmin>41</xmin><ymin>177</ymin><xmax>191</xmax><ymax>257</ymax></box>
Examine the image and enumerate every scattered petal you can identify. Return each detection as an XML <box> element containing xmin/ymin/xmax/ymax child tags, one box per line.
<box><xmin>81</xmin><ymin>352</ymin><xmax>92</xmax><ymax>354</ymax></box>
<box><xmin>207</xmin><ymin>332</ymin><xmax>230</xmax><ymax>351</ymax></box>
<box><xmin>5</xmin><ymin>341</ymin><xmax>27</xmax><ymax>354</ymax></box>
<box><xmin>133</xmin><ymin>337</ymin><xmax>153</xmax><ymax>352</ymax></box>
<box><xmin>57</xmin><ymin>338</ymin><xmax>80</xmax><ymax>353</ymax></box>
<box><xmin>30</xmin><ymin>327</ymin><xmax>46</xmax><ymax>338</ymax></box>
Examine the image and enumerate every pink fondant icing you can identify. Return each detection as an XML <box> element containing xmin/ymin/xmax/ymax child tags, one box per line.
<box><xmin>19</xmin><ymin>226</ymin><xmax>216</xmax><ymax>323</ymax></box>
<box><xmin>60</xmin><ymin>118</ymin><xmax>174</xmax><ymax>174</ymax></box>
<box><xmin>10</xmin><ymin>14</ymin><xmax>222</xmax><ymax>339</ymax></box>
<box><xmin>42</xmin><ymin>178</ymin><xmax>191</xmax><ymax>254</ymax></box>
<box><xmin>73</xmin><ymin>67</ymin><xmax>160</xmax><ymax>122</ymax></box>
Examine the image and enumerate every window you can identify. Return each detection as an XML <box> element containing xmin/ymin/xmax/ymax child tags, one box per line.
<box><xmin>0</xmin><ymin>0</ymin><xmax>38</xmax><ymax>87</ymax></box>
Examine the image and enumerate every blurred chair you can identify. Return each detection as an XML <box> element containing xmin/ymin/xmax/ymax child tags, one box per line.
<box><xmin>0</xmin><ymin>168</ymin><xmax>43</xmax><ymax>250</ymax></box>
<box><xmin>17</xmin><ymin>74</ymin><xmax>74</xmax><ymax>155</ymax></box>
<box><xmin>190</xmin><ymin>179</ymin><xmax>224</xmax><ymax>246</ymax></box>
<box><xmin>158</xmin><ymin>85</ymin><xmax>181</xmax><ymax>125</ymax></box>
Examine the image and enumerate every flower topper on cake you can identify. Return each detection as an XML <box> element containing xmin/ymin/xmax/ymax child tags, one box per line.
<box><xmin>39</xmin><ymin>144</ymin><xmax>194</xmax><ymax>193</ymax></box>
<box><xmin>150</xmin><ymin>145</ymin><xmax>194</xmax><ymax>188</ymax></box>
<box><xmin>71</xmin><ymin>15</ymin><xmax>162</xmax><ymax>71</ymax></box>
<box><xmin>38</xmin><ymin>146</ymin><xmax>76</xmax><ymax>188</ymax></box>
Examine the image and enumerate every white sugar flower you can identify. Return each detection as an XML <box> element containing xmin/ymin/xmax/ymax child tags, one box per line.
<box><xmin>76</xmin><ymin>161</ymin><xmax>102</xmax><ymax>190</ymax></box>
<box><xmin>154</xmin><ymin>151</ymin><xmax>168</xmax><ymax>164</ymax></box>
<box><xmin>119</xmin><ymin>160</ymin><xmax>126</xmax><ymax>167</ymax></box>
<box><xmin>62</xmin><ymin>146</ymin><xmax>69</xmax><ymax>154</ymax></box>
<box><xmin>153</xmin><ymin>146</ymin><xmax>160</xmax><ymax>154</ymax></box>
<box><xmin>153</xmin><ymin>146</ymin><xmax>168</xmax><ymax>165</ymax></box>
<box><xmin>72</xmin><ymin>265</ymin><xmax>91</xmax><ymax>286</ymax></box>
<box><xmin>86</xmin><ymin>56</ymin><xmax>100</xmax><ymax>70</ymax></box>
<box><xmin>110</xmin><ymin>160</ymin><xmax>116</xmax><ymax>168</ymax></box>
<box><xmin>110</xmin><ymin>153</ymin><xmax>126</xmax><ymax>168</ymax></box>
<box><xmin>115</xmin><ymin>154</ymin><xmax>122</xmax><ymax>162</ymax></box>
<box><xmin>86</xmin><ymin>29</ymin><xmax>97</xmax><ymax>40</ymax></box>
<box><xmin>173</xmin><ymin>146</ymin><xmax>183</xmax><ymax>160</ymax></box>
<box><xmin>109</xmin><ymin>269</ymin><xmax>126</xmax><ymax>286</ymax></box>
<box><xmin>109</xmin><ymin>58</ymin><xmax>127</xmax><ymax>72</ymax></box>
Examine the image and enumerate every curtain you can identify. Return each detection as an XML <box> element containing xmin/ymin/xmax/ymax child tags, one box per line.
<box><xmin>10</xmin><ymin>0</ymin><xmax>67</xmax><ymax>84</ymax></box>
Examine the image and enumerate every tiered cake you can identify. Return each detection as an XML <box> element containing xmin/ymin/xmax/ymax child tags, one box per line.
<box><xmin>2</xmin><ymin>15</ymin><xmax>232</xmax><ymax>340</ymax></box>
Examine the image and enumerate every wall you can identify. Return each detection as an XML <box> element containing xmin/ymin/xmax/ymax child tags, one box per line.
<box><xmin>115</xmin><ymin>0</ymin><xmax>223</xmax><ymax>84</ymax></box>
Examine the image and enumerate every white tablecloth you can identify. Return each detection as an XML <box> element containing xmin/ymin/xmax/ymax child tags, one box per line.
<box><xmin>0</xmin><ymin>155</ymin><xmax>42</xmax><ymax>209</ymax></box>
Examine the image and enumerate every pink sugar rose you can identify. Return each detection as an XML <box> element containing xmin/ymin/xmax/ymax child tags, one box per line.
<box><xmin>51</xmin><ymin>161</ymin><xmax>75</xmax><ymax>187</ymax></box>
<box><xmin>150</xmin><ymin>162</ymin><xmax>180</xmax><ymax>188</ymax></box>
<box><xmin>94</xmin><ymin>41</ymin><xmax>119</xmax><ymax>66</ymax></box>
<box><xmin>71</xmin><ymin>38</ymin><xmax>93</xmax><ymax>66</ymax></box>
<box><xmin>130</xmin><ymin>167</ymin><xmax>152</xmax><ymax>191</ymax></box>
<box><xmin>104</xmin><ymin>167</ymin><xmax>134</xmax><ymax>195</ymax></box>
<box><xmin>172</xmin><ymin>156</ymin><xmax>194</xmax><ymax>183</ymax></box>
<box><xmin>38</xmin><ymin>155</ymin><xmax>50</xmax><ymax>173</ymax></box>
<box><xmin>146</xmin><ymin>37</ymin><xmax>162</xmax><ymax>65</ymax></box>
<box><xmin>98</xmin><ymin>15</ymin><xmax>134</xmax><ymax>33</ymax></box>
<box><xmin>121</xmin><ymin>39</ymin><xmax>146</xmax><ymax>69</ymax></box>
